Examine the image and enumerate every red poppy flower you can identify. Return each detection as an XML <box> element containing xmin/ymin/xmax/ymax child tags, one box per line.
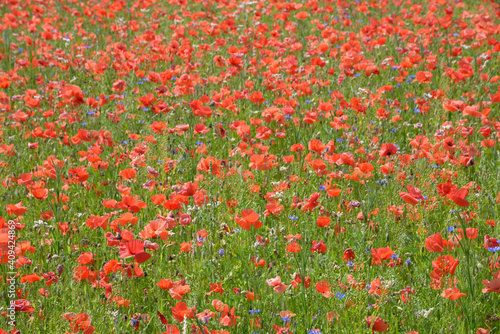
<box><xmin>171</xmin><ymin>302</ymin><xmax>195</xmax><ymax>322</ymax></box>
<box><xmin>342</xmin><ymin>248</ymin><xmax>355</xmax><ymax>262</ymax></box>
<box><xmin>119</xmin><ymin>239</ymin><xmax>151</xmax><ymax>263</ymax></box>
<box><xmin>267</xmin><ymin>276</ymin><xmax>288</xmax><ymax>294</ymax></box>
<box><xmin>425</xmin><ymin>232</ymin><xmax>448</xmax><ymax>253</ymax></box>
<box><xmin>441</xmin><ymin>287</ymin><xmax>466</xmax><ymax>300</ymax></box>
<box><xmin>315</xmin><ymin>280</ymin><xmax>332</xmax><ymax>297</ymax></box>
<box><xmin>366</xmin><ymin>316</ymin><xmax>389</xmax><ymax>333</ymax></box>
<box><xmin>235</xmin><ymin>209</ymin><xmax>262</xmax><ymax>230</ymax></box>
<box><xmin>311</xmin><ymin>240</ymin><xmax>326</xmax><ymax>253</ymax></box>
<box><xmin>371</xmin><ymin>247</ymin><xmax>394</xmax><ymax>265</ymax></box>
<box><xmin>286</xmin><ymin>241</ymin><xmax>301</xmax><ymax>253</ymax></box>
<box><xmin>6</xmin><ymin>202</ymin><xmax>27</xmax><ymax>216</ymax></box>
<box><xmin>379</xmin><ymin>143</ymin><xmax>398</xmax><ymax>157</ymax></box>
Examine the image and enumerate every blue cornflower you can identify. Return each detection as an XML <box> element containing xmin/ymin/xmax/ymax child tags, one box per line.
<box><xmin>447</xmin><ymin>226</ymin><xmax>455</xmax><ymax>232</ymax></box>
<box><xmin>335</xmin><ymin>292</ymin><xmax>345</xmax><ymax>300</ymax></box>
<box><xmin>488</xmin><ymin>247</ymin><xmax>500</xmax><ymax>253</ymax></box>
<box><xmin>281</xmin><ymin>316</ymin><xmax>291</xmax><ymax>322</ymax></box>
<box><xmin>289</xmin><ymin>215</ymin><xmax>298</xmax><ymax>220</ymax></box>
<box><xmin>219</xmin><ymin>249</ymin><xmax>225</xmax><ymax>257</ymax></box>
<box><xmin>319</xmin><ymin>185</ymin><xmax>326</xmax><ymax>191</ymax></box>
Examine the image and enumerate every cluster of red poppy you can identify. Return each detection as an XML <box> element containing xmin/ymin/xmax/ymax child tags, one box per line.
<box><xmin>2</xmin><ymin>0</ymin><xmax>500</xmax><ymax>333</ymax></box>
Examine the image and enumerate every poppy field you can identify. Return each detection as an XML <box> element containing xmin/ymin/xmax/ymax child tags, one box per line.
<box><xmin>2</xmin><ymin>0</ymin><xmax>500</xmax><ymax>332</ymax></box>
